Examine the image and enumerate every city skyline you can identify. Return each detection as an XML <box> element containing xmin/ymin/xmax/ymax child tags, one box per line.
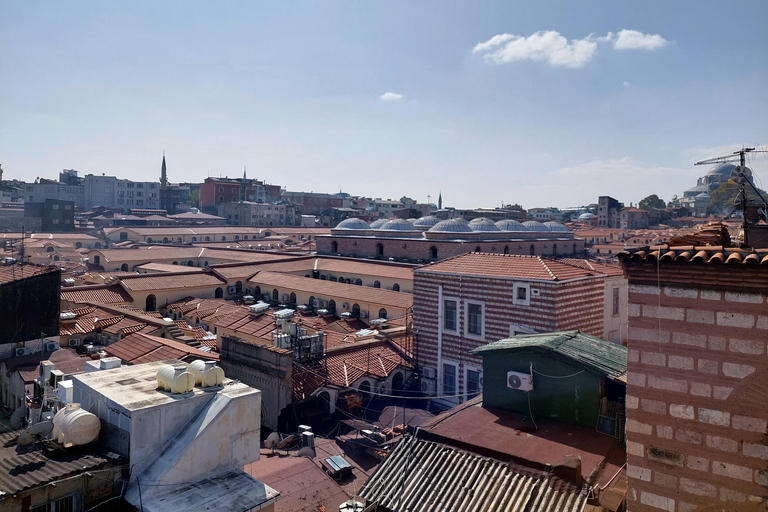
<box><xmin>2</xmin><ymin>1</ymin><xmax>767</xmax><ymax>209</ymax></box>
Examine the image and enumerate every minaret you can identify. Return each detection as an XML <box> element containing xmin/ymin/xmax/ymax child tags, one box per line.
<box><xmin>243</xmin><ymin>166</ymin><xmax>247</xmax><ymax>181</ymax></box>
<box><xmin>160</xmin><ymin>152</ymin><xmax>168</xmax><ymax>189</ymax></box>
<box><xmin>438</xmin><ymin>191</ymin><xmax>442</xmax><ymax>210</ymax></box>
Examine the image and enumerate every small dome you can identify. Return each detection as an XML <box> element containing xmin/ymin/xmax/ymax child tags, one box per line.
<box><xmin>413</xmin><ymin>216</ymin><xmax>441</xmax><ymax>228</ymax></box>
<box><xmin>522</xmin><ymin>220</ymin><xmax>551</xmax><ymax>232</ymax></box>
<box><xmin>368</xmin><ymin>219</ymin><xmax>389</xmax><ymax>229</ymax></box>
<box><xmin>468</xmin><ymin>218</ymin><xmax>501</xmax><ymax>232</ymax></box>
<box><xmin>706</xmin><ymin>163</ymin><xmax>736</xmax><ymax>176</ymax></box>
<box><xmin>695</xmin><ymin>193</ymin><xmax>710</xmax><ymax>199</ymax></box>
<box><xmin>577</xmin><ymin>213</ymin><xmax>595</xmax><ymax>220</ymax></box>
<box><xmin>380</xmin><ymin>219</ymin><xmax>417</xmax><ymax>231</ymax></box>
<box><xmin>543</xmin><ymin>221</ymin><xmax>570</xmax><ymax>232</ymax></box>
<box><xmin>429</xmin><ymin>218</ymin><xmax>473</xmax><ymax>233</ymax></box>
<box><xmin>336</xmin><ymin>218</ymin><xmax>370</xmax><ymax>230</ymax></box>
<box><xmin>495</xmin><ymin>219</ymin><xmax>528</xmax><ymax>232</ymax></box>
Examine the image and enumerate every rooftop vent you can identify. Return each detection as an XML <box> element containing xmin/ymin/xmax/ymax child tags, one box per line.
<box><xmin>249</xmin><ymin>302</ymin><xmax>270</xmax><ymax>315</ymax></box>
<box><xmin>60</xmin><ymin>312</ymin><xmax>77</xmax><ymax>322</ymax></box>
<box><xmin>274</xmin><ymin>309</ymin><xmax>295</xmax><ymax>320</ymax></box>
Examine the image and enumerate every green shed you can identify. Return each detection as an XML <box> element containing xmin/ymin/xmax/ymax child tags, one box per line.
<box><xmin>473</xmin><ymin>331</ymin><xmax>627</xmax><ymax>429</ymax></box>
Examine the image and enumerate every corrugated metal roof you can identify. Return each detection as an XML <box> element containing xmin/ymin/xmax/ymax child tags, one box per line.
<box><xmin>473</xmin><ymin>331</ymin><xmax>627</xmax><ymax>379</ymax></box>
<box><xmin>358</xmin><ymin>437</ymin><xmax>587</xmax><ymax>512</ymax></box>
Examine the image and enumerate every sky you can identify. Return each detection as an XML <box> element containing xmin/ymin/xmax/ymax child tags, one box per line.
<box><xmin>1</xmin><ymin>1</ymin><xmax>767</xmax><ymax>209</ymax></box>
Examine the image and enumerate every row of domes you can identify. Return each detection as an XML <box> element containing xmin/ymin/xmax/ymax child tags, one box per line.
<box><xmin>335</xmin><ymin>216</ymin><xmax>571</xmax><ymax>233</ymax></box>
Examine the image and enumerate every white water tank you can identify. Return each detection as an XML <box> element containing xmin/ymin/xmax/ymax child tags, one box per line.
<box><xmin>188</xmin><ymin>360</ymin><xmax>225</xmax><ymax>386</ymax></box>
<box><xmin>156</xmin><ymin>365</ymin><xmax>195</xmax><ymax>393</ymax></box>
<box><xmin>52</xmin><ymin>403</ymin><xmax>100</xmax><ymax>447</ymax></box>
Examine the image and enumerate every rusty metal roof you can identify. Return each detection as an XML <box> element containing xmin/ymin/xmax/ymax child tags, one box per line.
<box><xmin>358</xmin><ymin>436</ymin><xmax>587</xmax><ymax>512</ymax></box>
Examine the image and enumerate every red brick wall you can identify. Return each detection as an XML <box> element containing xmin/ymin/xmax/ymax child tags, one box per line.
<box><xmin>622</xmin><ymin>264</ymin><xmax>768</xmax><ymax>511</ymax></box>
<box><xmin>413</xmin><ymin>271</ymin><xmax>604</xmax><ymax>395</ymax></box>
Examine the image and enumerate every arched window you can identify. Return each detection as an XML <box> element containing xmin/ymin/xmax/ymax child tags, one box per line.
<box><xmin>121</xmin><ymin>263</ymin><xmax>129</xmax><ymax>272</ymax></box>
<box><xmin>204</xmin><ymin>261</ymin><xmax>209</xmax><ymax>267</ymax></box>
<box><xmin>429</xmin><ymin>246</ymin><xmax>438</xmax><ymax>259</ymax></box>
<box><xmin>392</xmin><ymin>372</ymin><xmax>404</xmax><ymax>393</ymax></box>
<box><xmin>94</xmin><ymin>242</ymin><xmax>102</xmax><ymax>249</ymax></box>
<box><xmin>146</xmin><ymin>294</ymin><xmax>157</xmax><ymax>311</ymax></box>
<box><xmin>75</xmin><ymin>242</ymin><xmax>82</xmax><ymax>249</ymax></box>
<box><xmin>272</xmin><ymin>289</ymin><xmax>279</xmax><ymax>301</ymax></box>
<box><xmin>355</xmin><ymin>278</ymin><xmax>362</xmax><ymax>286</ymax></box>
<box><xmin>320</xmin><ymin>274</ymin><xmax>327</xmax><ymax>280</ymax></box>
<box><xmin>305</xmin><ymin>274</ymin><xmax>311</xmax><ymax>278</ymax></box>
<box><xmin>215</xmin><ymin>287</ymin><xmax>223</xmax><ymax>298</ymax></box>
<box><xmin>147</xmin><ymin>238</ymin><xmax>153</xmax><ymax>243</ymax></box>
<box><xmin>177</xmin><ymin>237</ymin><xmax>182</xmax><ymax>243</ymax></box>
<box><xmin>352</xmin><ymin>304</ymin><xmax>361</xmax><ymax>317</ymax></box>
<box><xmin>331</xmin><ymin>241</ymin><xmax>338</xmax><ymax>252</ymax></box>
<box><xmin>504</xmin><ymin>246</ymin><xmax>509</xmax><ymax>254</ymax></box>
<box><xmin>172</xmin><ymin>261</ymin><xmax>178</xmax><ymax>265</ymax></box>
<box><xmin>373</xmin><ymin>281</ymin><xmax>381</xmax><ymax>288</ymax></box>
<box><xmin>378</xmin><ymin>308</ymin><xmax>387</xmax><ymax>319</ymax></box>
<box><xmin>475</xmin><ymin>247</ymin><xmax>481</xmax><ymax>252</ymax></box>
<box><xmin>530</xmin><ymin>245</ymin><xmax>535</xmax><ymax>255</ymax></box>
<box><xmin>205</xmin><ymin>236</ymin><xmax>211</xmax><ymax>241</ymax></box>
<box><xmin>290</xmin><ymin>292</ymin><xmax>297</xmax><ymax>304</ymax></box>
<box><xmin>392</xmin><ymin>283</ymin><xmax>400</xmax><ymax>292</ymax></box>
<box><xmin>328</xmin><ymin>300</ymin><xmax>336</xmax><ymax>313</ymax></box>
<box><xmin>553</xmin><ymin>244</ymin><xmax>558</xmax><ymax>255</ymax></box>
<box><xmin>192</xmin><ymin>237</ymin><xmax>197</xmax><ymax>242</ymax></box>
<box><xmin>221</xmin><ymin>236</ymin><xmax>227</xmax><ymax>241</ymax></box>
<box><xmin>358</xmin><ymin>380</ymin><xmax>371</xmax><ymax>400</ymax></box>
<box><xmin>163</xmin><ymin>237</ymin><xmax>169</xmax><ymax>243</ymax></box>
<box><xmin>93</xmin><ymin>255</ymin><xmax>100</xmax><ymax>265</ymax></box>
<box><xmin>53</xmin><ymin>255</ymin><xmax>60</xmax><ymax>261</ymax></box>
<box><xmin>376</xmin><ymin>243</ymin><xmax>384</xmax><ymax>256</ymax></box>
<box><xmin>235</xmin><ymin>235</ymin><xmax>240</xmax><ymax>240</ymax></box>
<box><xmin>243</xmin><ymin>235</ymin><xmax>249</xmax><ymax>240</ymax></box>
<box><xmin>46</xmin><ymin>246</ymin><xmax>54</xmax><ymax>253</ymax></box>
<box><xmin>120</xmin><ymin>232</ymin><xmax>128</xmax><ymax>241</ymax></box>
<box><xmin>235</xmin><ymin>281</ymin><xmax>243</xmax><ymax>293</ymax></box>
<box><xmin>309</xmin><ymin>295</ymin><xmax>315</xmax><ymax>308</ymax></box>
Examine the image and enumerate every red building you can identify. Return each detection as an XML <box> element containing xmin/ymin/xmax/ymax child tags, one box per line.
<box><xmin>200</xmin><ymin>177</ymin><xmax>282</xmax><ymax>215</ymax></box>
<box><xmin>412</xmin><ymin>252</ymin><xmax>606</xmax><ymax>406</ymax></box>
<box><xmin>619</xmin><ymin>247</ymin><xmax>768</xmax><ymax>511</ymax></box>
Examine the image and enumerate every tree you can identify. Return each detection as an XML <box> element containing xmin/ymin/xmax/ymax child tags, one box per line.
<box><xmin>189</xmin><ymin>188</ymin><xmax>200</xmax><ymax>208</ymax></box>
<box><xmin>638</xmin><ymin>194</ymin><xmax>666</xmax><ymax>210</ymax></box>
<box><xmin>706</xmin><ymin>182</ymin><xmax>767</xmax><ymax>215</ymax></box>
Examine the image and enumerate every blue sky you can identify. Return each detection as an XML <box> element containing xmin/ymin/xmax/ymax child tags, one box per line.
<box><xmin>2</xmin><ymin>1</ymin><xmax>766</xmax><ymax>209</ymax></box>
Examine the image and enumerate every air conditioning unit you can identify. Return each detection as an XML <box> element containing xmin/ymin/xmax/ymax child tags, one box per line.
<box><xmin>323</xmin><ymin>274</ymin><xmax>331</xmax><ymax>280</ymax></box>
<box><xmin>378</xmin><ymin>384</ymin><xmax>388</xmax><ymax>395</ymax></box>
<box><xmin>245</xmin><ymin>288</ymin><xmax>253</xmax><ymax>295</ymax></box>
<box><xmin>69</xmin><ymin>338</ymin><xmax>82</xmax><ymax>347</ymax></box>
<box><xmin>342</xmin><ymin>303</ymin><xmax>350</xmax><ymax>310</ymax></box>
<box><xmin>359</xmin><ymin>311</ymin><xmax>368</xmax><ymax>319</ymax></box>
<box><xmin>44</xmin><ymin>341</ymin><xmax>59</xmax><ymax>352</ymax></box>
<box><xmin>15</xmin><ymin>347</ymin><xmax>31</xmax><ymax>357</ymax></box>
<box><xmin>312</xmin><ymin>299</ymin><xmax>320</xmax><ymax>308</ymax></box>
<box><xmin>420</xmin><ymin>379</ymin><xmax>436</xmax><ymax>395</ymax></box>
<box><xmin>227</xmin><ymin>286</ymin><xmax>236</xmax><ymax>294</ymax></box>
<box><xmin>282</xmin><ymin>293</ymin><xmax>290</xmax><ymax>302</ymax></box>
<box><xmin>507</xmin><ymin>371</ymin><xmax>533</xmax><ymax>392</ymax></box>
<box><xmin>317</xmin><ymin>299</ymin><xmax>326</xmax><ymax>308</ymax></box>
<box><xmin>422</xmin><ymin>366</ymin><xmax>437</xmax><ymax>380</ymax></box>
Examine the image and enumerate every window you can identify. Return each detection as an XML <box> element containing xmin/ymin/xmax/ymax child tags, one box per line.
<box><xmin>443</xmin><ymin>363</ymin><xmax>457</xmax><ymax>395</ymax></box>
<box><xmin>612</xmin><ymin>287</ymin><xmax>620</xmax><ymax>316</ymax></box>
<box><xmin>378</xmin><ymin>308</ymin><xmax>387</xmax><ymax>319</ymax></box>
<box><xmin>467</xmin><ymin>369</ymin><xmax>482</xmax><ymax>397</ymax></box>
<box><xmin>466</xmin><ymin>302</ymin><xmax>483</xmax><ymax>336</ymax></box>
<box><xmin>513</xmin><ymin>283</ymin><xmax>530</xmax><ymax>306</ymax></box>
<box><xmin>443</xmin><ymin>299</ymin><xmax>457</xmax><ymax>331</ymax></box>
<box><xmin>392</xmin><ymin>283</ymin><xmax>400</xmax><ymax>292</ymax></box>
<box><xmin>376</xmin><ymin>243</ymin><xmax>384</xmax><ymax>256</ymax></box>
<box><xmin>52</xmin><ymin>204</ymin><xmax>59</xmax><ymax>210</ymax></box>
<box><xmin>373</xmin><ymin>280</ymin><xmax>380</xmax><ymax>288</ymax></box>
<box><xmin>32</xmin><ymin>494</ymin><xmax>75</xmax><ymax>512</ymax></box>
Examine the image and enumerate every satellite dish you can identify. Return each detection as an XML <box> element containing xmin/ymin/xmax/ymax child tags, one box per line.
<box><xmin>9</xmin><ymin>406</ymin><xmax>26</xmax><ymax>430</ymax></box>
<box><xmin>265</xmin><ymin>432</ymin><xmax>280</xmax><ymax>450</ymax></box>
<box><xmin>297</xmin><ymin>446</ymin><xmax>315</xmax><ymax>458</ymax></box>
<box><xmin>730</xmin><ymin>166</ymin><xmax>752</xmax><ymax>184</ymax></box>
<box><xmin>18</xmin><ymin>421</ymin><xmax>54</xmax><ymax>446</ymax></box>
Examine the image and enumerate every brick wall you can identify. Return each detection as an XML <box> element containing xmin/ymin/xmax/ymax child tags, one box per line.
<box><xmin>622</xmin><ymin>264</ymin><xmax>768</xmax><ymax>511</ymax></box>
<box><xmin>413</xmin><ymin>271</ymin><xmax>604</xmax><ymax>396</ymax></box>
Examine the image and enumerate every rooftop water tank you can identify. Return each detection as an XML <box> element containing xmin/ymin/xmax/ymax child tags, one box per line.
<box><xmin>52</xmin><ymin>403</ymin><xmax>100</xmax><ymax>448</ymax></box>
<box><xmin>188</xmin><ymin>360</ymin><xmax>226</xmax><ymax>387</ymax></box>
<box><xmin>157</xmin><ymin>365</ymin><xmax>195</xmax><ymax>393</ymax></box>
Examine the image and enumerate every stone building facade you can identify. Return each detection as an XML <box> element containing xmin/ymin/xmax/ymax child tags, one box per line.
<box><xmin>619</xmin><ymin>248</ymin><xmax>768</xmax><ymax>512</ymax></box>
<box><xmin>413</xmin><ymin>253</ymin><xmax>606</xmax><ymax>407</ymax></box>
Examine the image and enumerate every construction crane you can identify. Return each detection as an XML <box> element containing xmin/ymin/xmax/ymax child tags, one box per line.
<box><xmin>695</xmin><ymin>147</ymin><xmax>768</xmax><ymax>246</ymax></box>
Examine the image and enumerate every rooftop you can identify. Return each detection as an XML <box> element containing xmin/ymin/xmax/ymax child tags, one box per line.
<box><xmin>473</xmin><ymin>331</ymin><xmax>627</xmax><ymax>380</ymax></box>
<box><xmin>104</xmin><ymin>332</ymin><xmax>219</xmax><ymax>365</ymax></box>
<box><xmin>415</xmin><ymin>252</ymin><xmax>602</xmax><ymax>282</ymax></box>
<box><xmin>119</xmin><ymin>272</ymin><xmax>227</xmax><ymax>292</ymax></box>
<box><xmin>60</xmin><ymin>283</ymin><xmax>134</xmax><ymax>305</ymax></box>
<box><xmin>0</xmin><ymin>264</ymin><xmax>59</xmax><ymax>286</ymax></box>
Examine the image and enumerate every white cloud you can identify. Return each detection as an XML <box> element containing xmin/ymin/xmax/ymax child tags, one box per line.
<box><xmin>612</xmin><ymin>29</ymin><xmax>668</xmax><ymax>51</ymax></box>
<box><xmin>380</xmin><ymin>92</ymin><xmax>404</xmax><ymax>101</ymax></box>
<box><xmin>623</xmin><ymin>81</ymin><xmax>631</xmax><ymax>88</ymax></box>
<box><xmin>473</xmin><ymin>29</ymin><xmax>668</xmax><ymax>68</ymax></box>
<box><xmin>473</xmin><ymin>30</ymin><xmax>597</xmax><ymax>68</ymax></box>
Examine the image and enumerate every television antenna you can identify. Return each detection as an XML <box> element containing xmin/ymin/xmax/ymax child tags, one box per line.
<box><xmin>695</xmin><ymin>147</ymin><xmax>768</xmax><ymax>246</ymax></box>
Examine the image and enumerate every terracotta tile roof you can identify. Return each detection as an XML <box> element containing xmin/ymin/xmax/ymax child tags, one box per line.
<box><xmin>618</xmin><ymin>245</ymin><xmax>768</xmax><ymax>265</ymax></box>
<box><xmin>119</xmin><ymin>272</ymin><xmax>227</xmax><ymax>291</ymax></box>
<box><xmin>416</xmin><ymin>252</ymin><xmax>600</xmax><ymax>281</ymax></box>
<box><xmin>104</xmin><ymin>332</ymin><xmax>218</xmax><ymax>364</ymax></box>
<box><xmin>248</xmin><ymin>271</ymin><xmax>413</xmax><ymax>309</ymax></box>
<box><xmin>94</xmin><ymin>246</ymin><xmax>298</xmax><ymax>263</ymax></box>
<box><xmin>557</xmin><ymin>258</ymin><xmax>625</xmax><ymax>277</ymax></box>
<box><xmin>0</xmin><ymin>264</ymin><xmax>59</xmax><ymax>286</ymax></box>
<box><xmin>215</xmin><ymin>309</ymin><xmax>277</xmax><ymax>339</ymax></box>
<box><xmin>60</xmin><ymin>284</ymin><xmax>133</xmax><ymax>305</ymax></box>
<box><xmin>135</xmin><ymin>262</ymin><xmax>206</xmax><ymax>273</ymax></box>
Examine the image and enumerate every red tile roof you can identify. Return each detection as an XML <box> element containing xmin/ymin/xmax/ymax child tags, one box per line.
<box><xmin>119</xmin><ymin>272</ymin><xmax>227</xmax><ymax>291</ymax></box>
<box><xmin>0</xmin><ymin>264</ymin><xmax>59</xmax><ymax>286</ymax></box>
<box><xmin>104</xmin><ymin>332</ymin><xmax>218</xmax><ymax>364</ymax></box>
<box><xmin>557</xmin><ymin>258</ymin><xmax>626</xmax><ymax>277</ymax></box>
<box><xmin>415</xmin><ymin>252</ymin><xmax>601</xmax><ymax>281</ymax></box>
<box><xmin>619</xmin><ymin>245</ymin><xmax>768</xmax><ymax>265</ymax></box>
<box><xmin>60</xmin><ymin>284</ymin><xmax>134</xmax><ymax>305</ymax></box>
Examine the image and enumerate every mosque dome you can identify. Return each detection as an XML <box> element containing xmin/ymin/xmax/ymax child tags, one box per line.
<box><xmin>368</xmin><ymin>219</ymin><xmax>389</xmax><ymax>229</ymax></box>
<box><xmin>412</xmin><ymin>216</ymin><xmax>441</xmax><ymax>228</ymax></box>
<box><xmin>522</xmin><ymin>220</ymin><xmax>551</xmax><ymax>232</ymax></box>
<box><xmin>543</xmin><ymin>222</ymin><xmax>570</xmax><ymax>232</ymax></box>
<box><xmin>495</xmin><ymin>219</ymin><xmax>528</xmax><ymax>232</ymax></box>
<box><xmin>336</xmin><ymin>218</ymin><xmax>370</xmax><ymax>230</ymax></box>
<box><xmin>577</xmin><ymin>213</ymin><xmax>595</xmax><ymax>220</ymax></box>
<box><xmin>380</xmin><ymin>219</ymin><xmax>417</xmax><ymax>231</ymax></box>
<box><xmin>468</xmin><ymin>217</ymin><xmax>501</xmax><ymax>232</ymax></box>
<box><xmin>406</xmin><ymin>218</ymin><xmax>418</xmax><ymax>224</ymax></box>
<box><xmin>706</xmin><ymin>163</ymin><xmax>737</xmax><ymax>176</ymax></box>
<box><xmin>429</xmin><ymin>218</ymin><xmax>474</xmax><ymax>233</ymax></box>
